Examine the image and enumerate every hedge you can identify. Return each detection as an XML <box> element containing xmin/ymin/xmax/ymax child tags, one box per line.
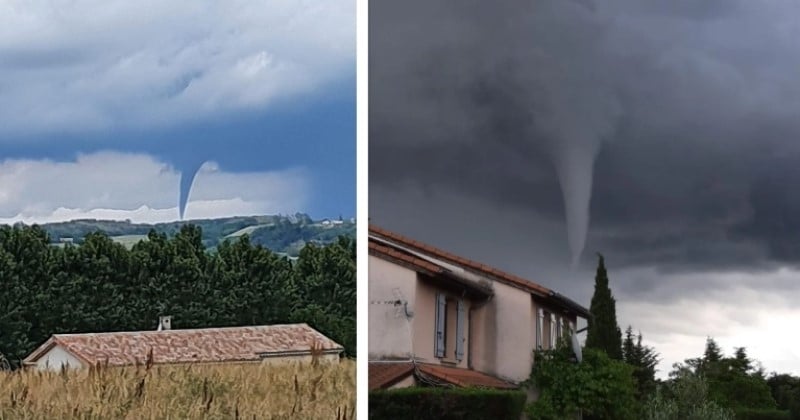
<box><xmin>368</xmin><ymin>387</ymin><xmax>527</xmax><ymax>420</ymax></box>
<box><xmin>734</xmin><ymin>408</ymin><xmax>791</xmax><ymax>420</ymax></box>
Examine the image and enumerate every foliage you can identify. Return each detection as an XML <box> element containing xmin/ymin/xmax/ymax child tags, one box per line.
<box><xmin>585</xmin><ymin>253</ymin><xmax>622</xmax><ymax>360</ymax></box>
<box><xmin>767</xmin><ymin>373</ymin><xmax>800</xmax><ymax>419</ymax></box>
<box><xmin>643</xmin><ymin>369</ymin><xmax>734</xmax><ymax>420</ymax></box>
<box><xmin>0</xmin><ymin>224</ymin><xmax>356</xmax><ymax>365</ymax></box>
<box><xmin>368</xmin><ymin>387</ymin><xmax>527</xmax><ymax>420</ymax></box>
<box><xmin>0</xmin><ymin>359</ymin><xmax>355</xmax><ymax>419</ymax></box>
<box><xmin>733</xmin><ymin>408</ymin><xmax>791</xmax><ymax>420</ymax></box>
<box><xmin>524</xmin><ymin>345</ymin><xmax>638</xmax><ymax>420</ymax></box>
<box><xmin>671</xmin><ymin>339</ymin><xmax>778</xmax><ymax>415</ymax></box>
<box><xmin>622</xmin><ymin>325</ymin><xmax>659</xmax><ymax>401</ymax></box>
<box><xmin>38</xmin><ymin>213</ymin><xmax>354</xmax><ymax>257</ymax></box>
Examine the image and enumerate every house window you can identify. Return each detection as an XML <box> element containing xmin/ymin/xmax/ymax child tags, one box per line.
<box><xmin>435</xmin><ymin>293</ymin><xmax>465</xmax><ymax>362</ymax></box>
<box><xmin>537</xmin><ymin>309</ymin><xmax>565</xmax><ymax>350</ymax></box>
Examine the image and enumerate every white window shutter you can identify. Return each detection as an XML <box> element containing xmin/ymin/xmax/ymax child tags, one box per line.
<box><xmin>556</xmin><ymin>316</ymin><xmax>562</xmax><ymax>343</ymax></box>
<box><xmin>435</xmin><ymin>293</ymin><xmax>446</xmax><ymax>358</ymax></box>
<box><xmin>550</xmin><ymin>313</ymin><xmax>556</xmax><ymax>349</ymax></box>
<box><xmin>455</xmin><ymin>299</ymin><xmax>465</xmax><ymax>361</ymax></box>
<box><xmin>536</xmin><ymin>308</ymin><xmax>543</xmax><ymax>349</ymax></box>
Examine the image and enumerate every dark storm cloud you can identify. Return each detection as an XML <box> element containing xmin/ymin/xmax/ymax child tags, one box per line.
<box><xmin>370</xmin><ymin>0</ymin><xmax>800</xmax><ymax>273</ymax></box>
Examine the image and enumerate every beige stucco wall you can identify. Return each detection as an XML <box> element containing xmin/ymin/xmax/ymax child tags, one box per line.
<box><xmin>476</xmin><ymin>281</ymin><xmax>537</xmax><ymax>383</ymax></box>
<box><xmin>370</xmin><ymin>251</ymin><xmax>586</xmax><ymax>387</ymax></box>
<box><xmin>34</xmin><ymin>345</ymin><xmax>85</xmax><ymax>371</ymax></box>
<box><xmin>411</xmin><ymin>279</ymin><xmax>471</xmax><ymax>368</ymax></box>
<box><xmin>368</xmin><ymin>255</ymin><xmax>417</xmax><ymax>359</ymax></box>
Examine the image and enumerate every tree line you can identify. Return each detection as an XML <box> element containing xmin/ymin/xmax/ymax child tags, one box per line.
<box><xmin>0</xmin><ymin>224</ymin><xmax>355</xmax><ymax>367</ymax></box>
<box><xmin>527</xmin><ymin>254</ymin><xmax>800</xmax><ymax>420</ymax></box>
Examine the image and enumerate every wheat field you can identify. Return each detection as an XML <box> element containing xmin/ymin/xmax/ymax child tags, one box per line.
<box><xmin>0</xmin><ymin>358</ymin><xmax>355</xmax><ymax>420</ymax></box>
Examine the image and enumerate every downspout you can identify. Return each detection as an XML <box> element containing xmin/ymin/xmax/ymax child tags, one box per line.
<box><xmin>467</xmin><ymin>293</ymin><xmax>494</xmax><ymax>370</ymax></box>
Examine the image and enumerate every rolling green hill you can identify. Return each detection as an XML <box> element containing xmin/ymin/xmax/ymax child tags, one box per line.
<box><xmin>31</xmin><ymin>213</ymin><xmax>355</xmax><ymax>257</ymax></box>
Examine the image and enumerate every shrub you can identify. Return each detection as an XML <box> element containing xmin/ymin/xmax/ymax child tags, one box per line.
<box><xmin>643</xmin><ymin>369</ymin><xmax>734</xmax><ymax>420</ymax></box>
<box><xmin>368</xmin><ymin>387</ymin><xmax>527</xmax><ymax>420</ymax></box>
<box><xmin>524</xmin><ymin>346</ymin><xmax>638</xmax><ymax>420</ymax></box>
<box><xmin>734</xmin><ymin>408</ymin><xmax>791</xmax><ymax>420</ymax></box>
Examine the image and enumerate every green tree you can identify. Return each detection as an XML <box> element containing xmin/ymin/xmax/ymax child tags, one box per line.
<box><xmin>0</xmin><ymin>224</ymin><xmax>357</xmax><ymax>366</ymax></box>
<box><xmin>767</xmin><ymin>373</ymin><xmax>800</xmax><ymax>419</ymax></box>
<box><xmin>623</xmin><ymin>326</ymin><xmax>659</xmax><ymax>401</ymax></box>
<box><xmin>673</xmin><ymin>339</ymin><xmax>779</xmax><ymax>415</ymax></box>
<box><xmin>644</xmin><ymin>369</ymin><xmax>734</xmax><ymax>420</ymax></box>
<box><xmin>585</xmin><ymin>253</ymin><xmax>623</xmax><ymax>360</ymax></box>
<box><xmin>703</xmin><ymin>337</ymin><xmax>723</xmax><ymax>365</ymax></box>
<box><xmin>525</xmin><ymin>346</ymin><xmax>638</xmax><ymax>420</ymax></box>
<box><xmin>291</xmin><ymin>236</ymin><xmax>356</xmax><ymax>356</ymax></box>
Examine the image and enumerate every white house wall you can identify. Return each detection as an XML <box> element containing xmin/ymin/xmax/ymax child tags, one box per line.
<box><xmin>368</xmin><ymin>255</ymin><xmax>417</xmax><ymax>360</ymax></box>
<box><xmin>34</xmin><ymin>345</ymin><xmax>84</xmax><ymax>371</ymax></box>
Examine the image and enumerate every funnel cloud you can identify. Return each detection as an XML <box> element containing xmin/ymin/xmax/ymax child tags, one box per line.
<box><xmin>551</xmin><ymin>142</ymin><xmax>599</xmax><ymax>267</ymax></box>
<box><xmin>178</xmin><ymin>162</ymin><xmax>205</xmax><ymax>220</ymax></box>
<box><xmin>370</xmin><ymin>0</ymin><xmax>800</xmax><ymax>377</ymax></box>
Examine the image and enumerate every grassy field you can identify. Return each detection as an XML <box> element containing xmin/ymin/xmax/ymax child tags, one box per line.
<box><xmin>0</xmin><ymin>359</ymin><xmax>355</xmax><ymax>419</ymax></box>
<box><xmin>109</xmin><ymin>234</ymin><xmax>148</xmax><ymax>249</ymax></box>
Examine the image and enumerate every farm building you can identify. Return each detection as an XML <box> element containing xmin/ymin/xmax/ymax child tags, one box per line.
<box><xmin>22</xmin><ymin>318</ymin><xmax>343</xmax><ymax>371</ymax></box>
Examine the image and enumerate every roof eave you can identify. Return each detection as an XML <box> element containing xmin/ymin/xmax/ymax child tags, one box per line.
<box><xmin>547</xmin><ymin>291</ymin><xmax>591</xmax><ymax>319</ymax></box>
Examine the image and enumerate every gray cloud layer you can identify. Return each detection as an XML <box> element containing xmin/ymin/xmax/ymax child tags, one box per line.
<box><xmin>370</xmin><ymin>0</ymin><xmax>800</xmax><ymax>276</ymax></box>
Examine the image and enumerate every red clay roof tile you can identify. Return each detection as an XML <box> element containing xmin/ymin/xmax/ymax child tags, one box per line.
<box><xmin>368</xmin><ymin>362</ymin><xmax>415</xmax><ymax>390</ymax></box>
<box><xmin>368</xmin><ymin>362</ymin><xmax>517</xmax><ymax>390</ymax></box>
<box><xmin>417</xmin><ymin>364</ymin><xmax>517</xmax><ymax>389</ymax></box>
<box><xmin>368</xmin><ymin>241</ymin><xmax>445</xmax><ymax>275</ymax></box>
<box><xmin>24</xmin><ymin>323</ymin><xmax>342</xmax><ymax>367</ymax></box>
<box><xmin>369</xmin><ymin>225</ymin><xmax>550</xmax><ymax>296</ymax></box>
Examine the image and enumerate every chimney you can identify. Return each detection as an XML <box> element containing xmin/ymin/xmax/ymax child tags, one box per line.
<box><xmin>158</xmin><ymin>316</ymin><xmax>172</xmax><ymax>331</ymax></box>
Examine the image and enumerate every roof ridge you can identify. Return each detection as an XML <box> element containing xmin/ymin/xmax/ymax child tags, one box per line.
<box><xmin>52</xmin><ymin>323</ymin><xmax>314</xmax><ymax>338</ymax></box>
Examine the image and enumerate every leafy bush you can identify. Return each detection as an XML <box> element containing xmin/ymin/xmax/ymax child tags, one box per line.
<box><xmin>734</xmin><ymin>408</ymin><xmax>791</xmax><ymax>420</ymax></box>
<box><xmin>524</xmin><ymin>346</ymin><xmax>638</xmax><ymax>420</ymax></box>
<box><xmin>368</xmin><ymin>387</ymin><xmax>526</xmax><ymax>420</ymax></box>
<box><xmin>643</xmin><ymin>369</ymin><xmax>733</xmax><ymax>420</ymax></box>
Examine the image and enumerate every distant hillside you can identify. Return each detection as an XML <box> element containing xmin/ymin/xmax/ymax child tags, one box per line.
<box><xmin>30</xmin><ymin>213</ymin><xmax>355</xmax><ymax>257</ymax></box>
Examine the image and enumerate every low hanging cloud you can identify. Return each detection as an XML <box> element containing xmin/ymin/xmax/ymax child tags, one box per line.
<box><xmin>0</xmin><ymin>0</ymin><xmax>354</xmax><ymax>137</ymax></box>
<box><xmin>0</xmin><ymin>152</ymin><xmax>310</xmax><ymax>224</ymax></box>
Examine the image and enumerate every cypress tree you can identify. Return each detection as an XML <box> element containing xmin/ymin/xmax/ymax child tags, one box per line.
<box><xmin>585</xmin><ymin>253</ymin><xmax>623</xmax><ymax>360</ymax></box>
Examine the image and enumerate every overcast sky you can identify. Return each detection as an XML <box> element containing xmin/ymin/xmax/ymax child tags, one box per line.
<box><xmin>370</xmin><ymin>0</ymin><xmax>800</xmax><ymax>378</ymax></box>
<box><xmin>0</xmin><ymin>1</ymin><xmax>354</xmax><ymax>223</ymax></box>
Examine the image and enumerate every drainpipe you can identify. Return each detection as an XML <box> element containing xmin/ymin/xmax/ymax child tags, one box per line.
<box><xmin>467</xmin><ymin>293</ymin><xmax>494</xmax><ymax>370</ymax></box>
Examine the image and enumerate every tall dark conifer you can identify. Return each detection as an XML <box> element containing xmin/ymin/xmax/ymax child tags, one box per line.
<box><xmin>585</xmin><ymin>253</ymin><xmax>623</xmax><ymax>360</ymax></box>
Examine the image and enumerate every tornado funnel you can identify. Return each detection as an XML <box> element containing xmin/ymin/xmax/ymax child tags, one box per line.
<box><xmin>178</xmin><ymin>161</ymin><xmax>204</xmax><ymax>220</ymax></box>
<box><xmin>551</xmin><ymin>142</ymin><xmax>598</xmax><ymax>268</ymax></box>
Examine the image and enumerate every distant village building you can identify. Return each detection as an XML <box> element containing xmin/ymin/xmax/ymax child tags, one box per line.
<box><xmin>23</xmin><ymin>319</ymin><xmax>343</xmax><ymax>371</ymax></box>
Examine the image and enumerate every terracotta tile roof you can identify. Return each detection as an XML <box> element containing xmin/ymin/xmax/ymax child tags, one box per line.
<box><xmin>368</xmin><ymin>240</ymin><xmax>446</xmax><ymax>275</ymax></box>
<box><xmin>370</xmin><ymin>225</ymin><xmax>549</xmax><ymax>296</ymax></box>
<box><xmin>24</xmin><ymin>323</ymin><xmax>343</xmax><ymax>367</ymax></box>
<box><xmin>368</xmin><ymin>362</ymin><xmax>517</xmax><ymax>390</ymax></box>
<box><xmin>369</xmin><ymin>224</ymin><xmax>591</xmax><ymax>318</ymax></box>
<box><xmin>417</xmin><ymin>364</ymin><xmax>518</xmax><ymax>389</ymax></box>
<box><xmin>369</xmin><ymin>362</ymin><xmax>415</xmax><ymax>390</ymax></box>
